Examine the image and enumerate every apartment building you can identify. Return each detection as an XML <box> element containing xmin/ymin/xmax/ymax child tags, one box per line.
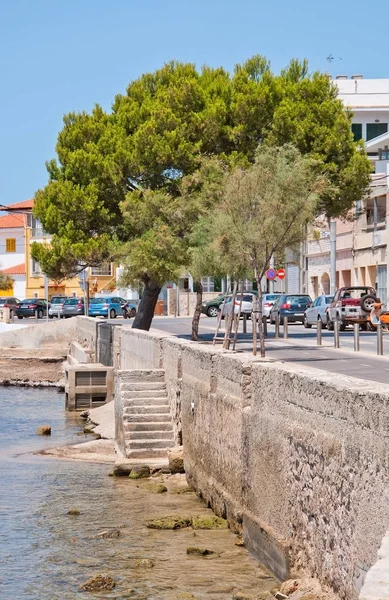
<box><xmin>304</xmin><ymin>77</ymin><xmax>389</xmax><ymax>304</ymax></box>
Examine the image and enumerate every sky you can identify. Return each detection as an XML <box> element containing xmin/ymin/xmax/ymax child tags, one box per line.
<box><xmin>0</xmin><ymin>0</ymin><xmax>384</xmax><ymax>205</ymax></box>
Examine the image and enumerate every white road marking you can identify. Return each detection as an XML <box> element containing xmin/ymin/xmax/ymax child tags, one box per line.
<box><xmin>360</xmin><ymin>364</ymin><xmax>372</xmax><ymax>367</ymax></box>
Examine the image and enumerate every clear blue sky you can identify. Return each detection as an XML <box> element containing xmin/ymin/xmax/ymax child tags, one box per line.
<box><xmin>0</xmin><ymin>0</ymin><xmax>383</xmax><ymax>205</ymax></box>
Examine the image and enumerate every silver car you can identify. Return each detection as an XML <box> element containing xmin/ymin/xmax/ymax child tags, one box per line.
<box><xmin>48</xmin><ymin>296</ymin><xmax>68</xmax><ymax>319</ymax></box>
<box><xmin>303</xmin><ymin>295</ymin><xmax>333</xmax><ymax>328</ymax></box>
<box><xmin>222</xmin><ymin>293</ymin><xmax>257</xmax><ymax>317</ymax></box>
<box><xmin>262</xmin><ymin>293</ymin><xmax>282</xmax><ymax>318</ymax></box>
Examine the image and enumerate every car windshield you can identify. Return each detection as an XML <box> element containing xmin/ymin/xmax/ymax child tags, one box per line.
<box><xmin>65</xmin><ymin>298</ymin><xmax>81</xmax><ymax>305</ymax></box>
<box><xmin>51</xmin><ymin>297</ymin><xmax>65</xmax><ymax>304</ymax></box>
<box><xmin>22</xmin><ymin>299</ymin><xmax>38</xmax><ymax>303</ymax></box>
<box><xmin>90</xmin><ymin>298</ymin><xmax>107</xmax><ymax>304</ymax></box>
<box><xmin>286</xmin><ymin>296</ymin><xmax>311</xmax><ymax>303</ymax></box>
<box><xmin>341</xmin><ymin>288</ymin><xmax>371</xmax><ymax>300</ymax></box>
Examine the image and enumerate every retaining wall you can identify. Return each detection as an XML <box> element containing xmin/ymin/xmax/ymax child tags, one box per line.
<box><xmin>0</xmin><ymin>317</ymin><xmax>77</xmax><ymax>349</ymax></box>
<box><xmin>75</xmin><ymin>316</ymin><xmax>98</xmax><ymax>350</ymax></box>
<box><xmin>94</xmin><ymin>325</ymin><xmax>389</xmax><ymax>598</ymax></box>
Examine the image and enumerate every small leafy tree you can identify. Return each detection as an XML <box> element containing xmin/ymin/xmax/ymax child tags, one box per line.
<box><xmin>211</xmin><ymin>144</ymin><xmax>327</xmax><ymax>356</ymax></box>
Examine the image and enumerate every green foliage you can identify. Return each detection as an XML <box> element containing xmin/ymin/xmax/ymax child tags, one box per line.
<box><xmin>210</xmin><ymin>145</ymin><xmax>326</xmax><ymax>281</ymax></box>
<box><xmin>32</xmin><ymin>55</ymin><xmax>370</xmax><ymax>291</ymax></box>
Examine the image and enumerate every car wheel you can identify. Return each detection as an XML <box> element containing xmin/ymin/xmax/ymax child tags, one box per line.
<box><xmin>327</xmin><ymin>319</ymin><xmax>334</xmax><ymax>331</ymax></box>
<box><xmin>37</xmin><ymin>310</ymin><xmax>43</xmax><ymax>319</ymax></box>
<box><xmin>339</xmin><ymin>321</ymin><xmax>346</xmax><ymax>331</ymax></box>
<box><xmin>207</xmin><ymin>305</ymin><xmax>219</xmax><ymax>318</ymax></box>
<box><xmin>48</xmin><ymin>315</ymin><xmax>53</xmax><ymax>319</ymax></box>
<box><xmin>360</xmin><ymin>294</ymin><xmax>376</xmax><ymax>312</ymax></box>
<box><xmin>17</xmin><ymin>315</ymin><xmax>23</xmax><ymax>319</ymax></box>
<box><xmin>318</xmin><ymin>316</ymin><xmax>325</xmax><ymax>329</ymax></box>
<box><xmin>109</xmin><ymin>309</ymin><xmax>116</xmax><ymax>319</ymax></box>
<box><xmin>130</xmin><ymin>307</ymin><xmax>137</xmax><ymax>318</ymax></box>
<box><xmin>303</xmin><ymin>316</ymin><xmax>312</xmax><ymax>329</ymax></box>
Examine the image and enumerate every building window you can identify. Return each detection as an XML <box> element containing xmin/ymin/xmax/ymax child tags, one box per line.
<box><xmin>366</xmin><ymin>123</ymin><xmax>388</xmax><ymax>141</ymax></box>
<box><xmin>366</xmin><ymin>196</ymin><xmax>386</xmax><ymax>227</ymax></box>
<box><xmin>351</xmin><ymin>123</ymin><xmax>362</xmax><ymax>141</ymax></box>
<box><xmin>5</xmin><ymin>238</ymin><xmax>16</xmax><ymax>252</ymax></box>
<box><xmin>31</xmin><ymin>258</ymin><xmax>42</xmax><ymax>275</ymax></box>
<box><xmin>201</xmin><ymin>276</ymin><xmax>215</xmax><ymax>293</ymax></box>
<box><xmin>90</xmin><ymin>264</ymin><xmax>112</xmax><ymax>276</ymax></box>
<box><xmin>379</xmin><ymin>149</ymin><xmax>389</xmax><ymax>160</ymax></box>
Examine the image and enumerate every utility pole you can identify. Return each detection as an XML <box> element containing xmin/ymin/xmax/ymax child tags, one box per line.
<box><xmin>330</xmin><ymin>219</ymin><xmax>337</xmax><ymax>294</ymax></box>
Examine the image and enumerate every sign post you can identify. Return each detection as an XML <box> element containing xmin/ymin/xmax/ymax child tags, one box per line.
<box><xmin>44</xmin><ymin>274</ymin><xmax>49</xmax><ymax>321</ymax></box>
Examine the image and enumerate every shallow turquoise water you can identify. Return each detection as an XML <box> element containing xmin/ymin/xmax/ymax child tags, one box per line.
<box><xmin>0</xmin><ymin>387</ymin><xmax>278</xmax><ymax>600</ymax></box>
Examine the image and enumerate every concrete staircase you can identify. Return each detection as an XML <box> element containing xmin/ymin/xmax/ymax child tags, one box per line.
<box><xmin>120</xmin><ymin>369</ymin><xmax>174</xmax><ymax>459</ymax></box>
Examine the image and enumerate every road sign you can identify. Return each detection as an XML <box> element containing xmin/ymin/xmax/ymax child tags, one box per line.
<box><xmin>277</xmin><ymin>269</ymin><xmax>286</xmax><ymax>280</ymax></box>
<box><xmin>266</xmin><ymin>268</ymin><xmax>277</xmax><ymax>280</ymax></box>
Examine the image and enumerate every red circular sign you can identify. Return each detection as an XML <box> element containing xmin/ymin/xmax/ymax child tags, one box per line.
<box><xmin>277</xmin><ymin>269</ymin><xmax>285</xmax><ymax>280</ymax></box>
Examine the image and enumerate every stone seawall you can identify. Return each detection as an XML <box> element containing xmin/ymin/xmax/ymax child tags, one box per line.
<box><xmin>104</xmin><ymin>326</ymin><xmax>389</xmax><ymax>598</ymax></box>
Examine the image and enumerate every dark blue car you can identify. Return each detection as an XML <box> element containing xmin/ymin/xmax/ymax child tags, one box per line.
<box><xmin>269</xmin><ymin>294</ymin><xmax>312</xmax><ymax>324</ymax></box>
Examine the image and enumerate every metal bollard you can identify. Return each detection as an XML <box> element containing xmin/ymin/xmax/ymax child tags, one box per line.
<box><xmin>353</xmin><ymin>323</ymin><xmax>360</xmax><ymax>352</ymax></box>
<box><xmin>243</xmin><ymin>313</ymin><xmax>247</xmax><ymax>334</ymax></box>
<box><xmin>354</xmin><ymin>323</ymin><xmax>360</xmax><ymax>352</ymax></box>
<box><xmin>317</xmin><ymin>319</ymin><xmax>322</xmax><ymax>345</ymax></box>
<box><xmin>35</xmin><ymin>310</ymin><xmax>38</xmax><ymax>322</ymax></box>
<box><xmin>377</xmin><ymin>323</ymin><xmax>384</xmax><ymax>355</ymax></box>
<box><xmin>262</xmin><ymin>316</ymin><xmax>268</xmax><ymax>338</ymax></box>
<box><xmin>334</xmin><ymin>317</ymin><xmax>340</xmax><ymax>348</ymax></box>
<box><xmin>275</xmin><ymin>314</ymin><xmax>280</xmax><ymax>338</ymax></box>
<box><xmin>283</xmin><ymin>316</ymin><xmax>288</xmax><ymax>339</ymax></box>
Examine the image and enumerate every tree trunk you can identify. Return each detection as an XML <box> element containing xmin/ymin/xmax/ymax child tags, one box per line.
<box><xmin>255</xmin><ymin>282</ymin><xmax>265</xmax><ymax>357</ymax></box>
<box><xmin>191</xmin><ymin>280</ymin><xmax>203</xmax><ymax>341</ymax></box>
<box><xmin>132</xmin><ymin>277</ymin><xmax>161</xmax><ymax>331</ymax></box>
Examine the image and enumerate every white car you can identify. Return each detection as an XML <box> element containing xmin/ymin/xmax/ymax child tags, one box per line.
<box><xmin>222</xmin><ymin>293</ymin><xmax>257</xmax><ymax>316</ymax></box>
<box><xmin>262</xmin><ymin>293</ymin><xmax>282</xmax><ymax>318</ymax></box>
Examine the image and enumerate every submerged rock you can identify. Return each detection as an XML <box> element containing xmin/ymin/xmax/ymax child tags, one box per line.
<box><xmin>129</xmin><ymin>465</ymin><xmax>151</xmax><ymax>479</ymax></box>
<box><xmin>67</xmin><ymin>508</ymin><xmax>80</xmax><ymax>516</ymax></box>
<box><xmin>146</xmin><ymin>483</ymin><xmax>168</xmax><ymax>494</ymax></box>
<box><xmin>174</xmin><ymin>486</ymin><xmax>195</xmax><ymax>495</ymax></box>
<box><xmin>191</xmin><ymin>515</ymin><xmax>228</xmax><ymax>530</ymax></box>
<box><xmin>186</xmin><ymin>547</ymin><xmax>215</xmax><ymax>556</ymax></box>
<box><xmin>97</xmin><ymin>529</ymin><xmax>121</xmax><ymax>539</ymax></box>
<box><xmin>112</xmin><ymin>464</ymin><xmax>133</xmax><ymax>477</ymax></box>
<box><xmin>146</xmin><ymin>516</ymin><xmax>191</xmax><ymax>530</ymax></box>
<box><xmin>135</xmin><ymin>558</ymin><xmax>154</xmax><ymax>568</ymax></box>
<box><xmin>79</xmin><ymin>574</ymin><xmax>116</xmax><ymax>591</ymax></box>
<box><xmin>36</xmin><ymin>425</ymin><xmax>51</xmax><ymax>435</ymax></box>
<box><xmin>173</xmin><ymin>594</ymin><xmax>196</xmax><ymax>600</ymax></box>
<box><xmin>168</xmin><ymin>446</ymin><xmax>185</xmax><ymax>473</ymax></box>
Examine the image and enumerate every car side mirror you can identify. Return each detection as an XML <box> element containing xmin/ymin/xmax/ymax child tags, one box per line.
<box><xmin>307</xmin><ymin>303</ymin><xmax>312</xmax><ymax>308</ymax></box>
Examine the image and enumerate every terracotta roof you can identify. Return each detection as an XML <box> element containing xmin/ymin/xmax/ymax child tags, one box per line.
<box><xmin>5</xmin><ymin>199</ymin><xmax>34</xmax><ymax>210</ymax></box>
<box><xmin>0</xmin><ymin>214</ymin><xmax>26</xmax><ymax>228</ymax></box>
<box><xmin>1</xmin><ymin>263</ymin><xmax>26</xmax><ymax>275</ymax></box>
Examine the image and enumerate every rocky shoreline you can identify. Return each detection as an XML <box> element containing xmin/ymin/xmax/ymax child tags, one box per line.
<box><xmin>0</xmin><ymin>357</ymin><xmax>64</xmax><ymax>388</ymax></box>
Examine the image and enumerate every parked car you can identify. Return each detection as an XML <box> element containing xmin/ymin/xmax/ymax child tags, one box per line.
<box><xmin>326</xmin><ymin>286</ymin><xmax>377</xmax><ymax>331</ymax></box>
<box><xmin>63</xmin><ymin>297</ymin><xmax>85</xmax><ymax>318</ymax></box>
<box><xmin>262</xmin><ymin>293</ymin><xmax>282</xmax><ymax>318</ymax></box>
<box><xmin>303</xmin><ymin>295</ymin><xmax>333</xmax><ymax>328</ymax></box>
<box><xmin>269</xmin><ymin>294</ymin><xmax>312</xmax><ymax>324</ymax></box>
<box><xmin>222</xmin><ymin>293</ymin><xmax>257</xmax><ymax>317</ymax></box>
<box><xmin>15</xmin><ymin>298</ymin><xmax>48</xmax><ymax>319</ymax></box>
<box><xmin>0</xmin><ymin>297</ymin><xmax>21</xmax><ymax>317</ymax></box>
<box><xmin>88</xmin><ymin>296</ymin><xmax>123</xmax><ymax>319</ymax></box>
<box><xmin>201</xmin><ymin>294</ymin><xmax>229</xmax><ymax>317</ymax></box>
<box><xmin>48</xmin><ymin>296</ymin><xmax>68</xmax><ymax>319</ymax></box>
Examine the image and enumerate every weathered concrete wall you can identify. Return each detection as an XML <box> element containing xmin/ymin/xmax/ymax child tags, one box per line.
<box><xmin>93</xmin><ymin>324</ymin><xmax>389</xmax><ymax>598</ymax></box>
<box><xmin>119</xmin><ymin>327</ymin><xmax>171</xmax><ymax>370</ymax></box>
<box><xmin>0</xmin><ymin>318</ymin><xmax>77</xmax><ymax>349</ymax></box>
<box><xmin>75</xmin><ymin>316</ymin><xmax>98</xmax><ymax>350</ymax></box>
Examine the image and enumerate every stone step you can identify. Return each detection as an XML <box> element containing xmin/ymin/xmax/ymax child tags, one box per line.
<box><xmin>121</xmin><ymin>389</ymin><xmax>168</xmax><ymax>400</ymax></box>
<box><xmin>118</xmin><ymin>369</ymin><xmax>165</xmax><ymax>382</ymax></box>
<box><xmin>123</xmin><ymin>397</ymin><xmax>169</xmax><ymax>407</ymax></box>
<box><xmin>125</xmin><ymin>421</ymin><xmax>173</xmax><ymax>432</ymax></box>
<box><xmin>123</xmin><ymin>405</ymin><xmax>170</xmax><ymax>415</ymax></box>
<box><xmin>123</xmin><ymin>413</ymin><xmax>172</xmax><ymax>423</ymax></box>
<box><xmin>127</xmin><ymin>430</ymin><xmax>174</xmax><ymax>441</ymax></box>
<box><xmin>127</xmin><ymin>438</ymin><xmax>174</xmax><ymax>450</ymax></box>
<box><xmin>125</xmin><ymin>448</ymin><xmax>170</xmax><ymax>459</ymax></box>
<box><xmin>120</xmin><ymin>382</ymin><xmax>166</xmax><ymax>392</ymax></box>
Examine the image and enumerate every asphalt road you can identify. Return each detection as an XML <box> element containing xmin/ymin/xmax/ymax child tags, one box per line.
<box><xmin>19</xmin><ymin>313</ymin><xmax>389</xmax><ymax>385</ymax></box>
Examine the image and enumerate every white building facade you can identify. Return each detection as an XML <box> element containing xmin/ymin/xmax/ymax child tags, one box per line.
<box><xmin>0</xmin><ymin>213</ymin><xmax>26</xmax><ymax>298</ymax></box>
<box><xmin>300</xmin><ymin>77</ymin><xmax>389</xmax><ymax>304</ymax></box>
